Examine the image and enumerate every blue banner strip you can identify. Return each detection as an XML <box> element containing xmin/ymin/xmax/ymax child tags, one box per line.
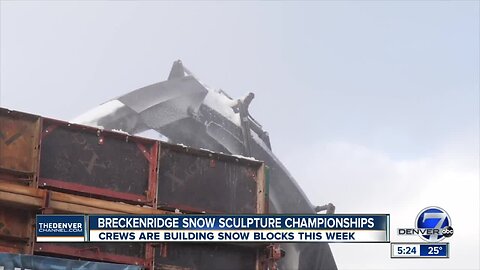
<box><xmin>420</xmin><ymin>244</ymin><xmax>448</xmax><ymax>257</ymax></box>
<box><xmin>88</xmin><ymin>214</ymin><xmax>389</xmax><ymax>230</ymax></box>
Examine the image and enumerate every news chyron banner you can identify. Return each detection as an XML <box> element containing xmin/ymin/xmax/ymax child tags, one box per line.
<box><xmin>36</xmin><ymin>214</ymin><xmax>389</xmax><ymax>243</ymax></box>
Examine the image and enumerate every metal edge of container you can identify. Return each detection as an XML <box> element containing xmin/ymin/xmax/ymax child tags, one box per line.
<box><xmin>0</xmin><ymin>107</ymin><xmax>41</xmax><ymax>186</ymax></box>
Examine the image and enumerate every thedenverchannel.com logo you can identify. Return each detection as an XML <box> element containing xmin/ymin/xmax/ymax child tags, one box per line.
<box><xmin>398</xmin><ymin>206</ymin><xmax>454</xmax><ymax>242</ymax></box>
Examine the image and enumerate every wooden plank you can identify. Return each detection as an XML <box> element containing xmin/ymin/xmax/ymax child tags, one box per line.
<box><xmin>50</xmin><ymin>192</ymin><xmax>168</xmax><ymax>214</ymax></box>
<box><xmin>48</xmin><ymin>201</ymin><xmax>121</xmax><ymax>214</ymax></box>
<box><xmin>0</xmin><ymin>190</ymin><xmax>43</xmax><ymax>209</ymax></box>
<box><xmin>0</xmin><ymin>181</ymin><xmax>45</xmax><ymax>197</ymax></box>
<box><xmin>0</xmin><ymin>181</ymin><xmax>168</xmax><ymax>215</ymax></box>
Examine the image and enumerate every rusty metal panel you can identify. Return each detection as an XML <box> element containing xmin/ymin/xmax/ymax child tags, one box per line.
<box><xmin>157</xmin><ymin>143</ymin><xmax>264</xmax><ymax>213</ymax></box>
<box><xmin>0</xmin><ymin>241</ymin><xmax>32</xmax><ymax>254</ymax></box>
<box><xmin>0</xmin><ymin>253</ymin><xmax>144</xmax><ymax>270</ymax></box>
<box><xmin>0</xmin><ymin>205</ymin><xmax>34</xmax><ymax>255</ymax></box>
<box><xmin>34</xmin><ymin>242</ymin><xmax>151</xmax><ymax>267</ymax></box>
<box><xmin>39</xmin><ymin>118</ymin><xmax>158</xmax><ymax>205</ymax></box>
<box><xmin>0</xmin><ymin>108</ymin><xmax>41</xmax><ymax>183</ymax></box>
<box><xmin>0</xmin><ymin>205</ymin><xmax>34</xmax><ymax>240</ymax></box>
<box><xmin>154</xmin><ymin>243</ymin><xmax>258</xmax><ymax>270</ymax></box>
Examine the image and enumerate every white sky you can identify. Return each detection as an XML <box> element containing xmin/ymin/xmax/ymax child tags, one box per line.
<box><xmin>1</xmin><ymin>1</ymin><xmax>479</xmax><ymax>269</ymax></box>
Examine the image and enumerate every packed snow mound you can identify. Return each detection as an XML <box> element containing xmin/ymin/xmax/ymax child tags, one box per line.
<box><xmin>72</xmin><ymin>100</ymin><xmax>125</xmax><ymax>128</ymax></box>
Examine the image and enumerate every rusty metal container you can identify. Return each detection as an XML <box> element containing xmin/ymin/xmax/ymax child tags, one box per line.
<box><xmin>34</xmin><ymin>242</ymin><xmax>153</xmax><ymax>268</ymax></box>
<box><xmin>0</xmin><ymin>108</ymin><xmax>41</xmax><ymax>185</ymax></box>
<box><xmin>38</xmin><ymin>118</ymin><xmax>158</xmax><ymax>205</ymax></box>
<box><xmin>157</xmin><ymin>143</ymin><xmax>267</xmax><ymax>214</ymax></box>
<box><xmin>0</xmin><ymin>253</ymin><xmax>144</xmax><ymax>270</ymax></box>
<box><xmin>154</xmin><ymin>243</ymin><xmax>262</xmax><ymax>270</ymax></box>
<box><xmin>0</xmin><ymin>205</ymin><xmax>35</xmax><ymax>254</ymax></box>
<box><xmin>0</xmin><ymin>241</ymin><xmax>32</xmax><ymax>254</ymax></box>
<box><xmin>33</xmin><ymin>194</ymin><xmax>155</xmax><ymax>268</ymax></box>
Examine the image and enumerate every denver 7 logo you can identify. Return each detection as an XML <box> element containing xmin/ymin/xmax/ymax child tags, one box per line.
<box><xmin>416</xmin><ymin>207</ymin><xmax>451</xmax><ymax>242</ymax></box>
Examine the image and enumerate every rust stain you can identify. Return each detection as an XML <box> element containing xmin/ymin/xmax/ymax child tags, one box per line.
<box><xmin>0</xmin><ymin>207</ymin><xmax>33</xmax><ymax>239</ymax></box>
<box><xmin>0</xmin><ymin>112</ymin><xmax>40</xmax><ymax>173</ymax></box>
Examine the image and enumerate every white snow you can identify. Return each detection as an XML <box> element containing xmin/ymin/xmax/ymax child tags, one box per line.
<box><xmin>231</xmin><ymin>154</ymin><xmax>259</xmax><ymax>162</ymax></box>
<box><xmin>135</xmin><ymin>129</ymin><xmax>169</xmax><ymax>142</ymax></box>
<box><xmin>251</xmin><ymin>131</ymin><xmax>272</xmax><ymax>154</ymax></box>
<box><xmin>71</xmin><ymin>100</ymin><xmax>125</xmax><ymax>127</ymax></box>
<box><xmin>202</xmin><ymin>89</ymin><xmax>241</xmax><ymax>126</ymax></box>
<box><xmin>111</xmin><ymin>128</ymin><xmax>129</xmax><ymax>135</ymax></box>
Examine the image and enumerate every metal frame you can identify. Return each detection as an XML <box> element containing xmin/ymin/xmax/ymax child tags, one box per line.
<box><xmin>0</xmin><ymin>205</ymin><xmax>35</xmax><ymax>255</ymax></box>
<box><xmin>0</xmin><ymin>107</ymin><xmax>276</xmax><ymax>269</ymax></box>
<box><xmin>0</xmin><ymin>240</ymin><xmax>33</xmax><ymax>255</ymax></box>
<box><xmin>0</xmin><ymin>108</ymin><xmax>41</xmax><ymax>186</ymax></box>
<box><xmin>153</xmin><ymin>242</ymin><xmax>266</xmax><ymax>270</ymax></box>
<box><xmin>38</xmin><ymin>118</ymin><xmax>158</xmax><ymax>206</ymax></box>
<box><xmin>34</xmin><ymin>243</ymin><xmax>154</xmax><ymax>268</ymax></box>
<box><xmin>157</xmin><ymin>142</ymin><xmax>267</xmax><ymax>214</ymax></box>
<box><xmin>0</xmin><ymin>181</ymin><xmax>170</xmax><ymax>215</ymax></box>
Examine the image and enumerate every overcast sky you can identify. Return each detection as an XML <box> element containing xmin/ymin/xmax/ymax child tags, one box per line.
<box><xmin>1</xmin><ymin>1</ymin><xmax>479</xmax><ymax>269</ymax></box>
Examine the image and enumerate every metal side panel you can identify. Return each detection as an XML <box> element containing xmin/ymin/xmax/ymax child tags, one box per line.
<box><xmin>39</xmin><ymin>118</ymin><xmax>158</xmax><ymax>205</ymax></box>
<box><xmin>0</xmin><ymin>205</ymin><xmax>35</xmax><ymax>255</ymax></box>
<box><xmin>34</xmin><ymin>242</ymin><xmax>152</xmax><ymax>268</ymax></box>
<box><xmin>154</xmin><ymin>243</ymin><xmax>259</xmax><ymax>270</ymax></box>
<box><xmin>157</xmin><ymin>143</ymin><xmax>263</xmax><ymax>214</ymax></box>
<box><xmin>0</xmin><ymin>253</ymin><xmax>144</xmax><ymax>270</ymax></box>
<box><xmin>0</xmin><ymin>108</ymin><xmax>41</xmax><ymax>184</ymax></box>
<box><xmin>0</xmin><ymin>206</ymin><xmax>34</xmax><ymax>240</ymax></box>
